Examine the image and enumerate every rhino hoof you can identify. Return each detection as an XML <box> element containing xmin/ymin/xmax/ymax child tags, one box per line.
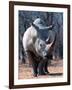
<box><xmin>38</xmin><ymin>72</ymin><xmax>46</xmax><ymax>75</ymax></box>
<box><xmin>33</xmin><ymin>74</ymin><xmax>37</xmax><ymax>77</ymax></box>
<box><xmin>45</xmin><ymin>71</ymin><xmax>49</xmax><ymax>75</ymax></box>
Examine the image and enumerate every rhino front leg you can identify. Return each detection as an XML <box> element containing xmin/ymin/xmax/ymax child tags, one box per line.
<box><xmin>44</xmin><ymin>60</ymin><xmax>49</xmax><ymax>74</ymax></box>
<box><xmin>25</xmin><ymin>51</ymin><xmax>38</xmax><ymax>77</ymax></box>
<box><xmin>44</xmin><ymin>54</ymin><xmax>52</xmax><ymax>74</ymax></box>
<box><xmin>38</xmin><ymin>60</ymin><xmax>46</xmax><ymax>75</ymax></box>
<box><xmin>32</xmin><ymin>60</ymin><xmax>38</xmax><ymax>77</ymax></box>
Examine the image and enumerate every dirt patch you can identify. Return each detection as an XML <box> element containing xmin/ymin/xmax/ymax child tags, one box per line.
<box><xmin>18</xmin><ymin>60</ymin><xmax>63</xmax><ymax>79</ymax></box>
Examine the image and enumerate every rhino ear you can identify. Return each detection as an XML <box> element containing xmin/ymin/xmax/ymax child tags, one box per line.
<box><xmin>31</xmin><ymin>23</ymin><xmax>39</xmax><ymax>30</ymax></box>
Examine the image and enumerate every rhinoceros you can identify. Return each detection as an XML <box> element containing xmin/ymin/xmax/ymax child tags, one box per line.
<box><xmin>23</xmin><ymin>18</ymin><xmax>56</xmax><ymax>76</ymax></box>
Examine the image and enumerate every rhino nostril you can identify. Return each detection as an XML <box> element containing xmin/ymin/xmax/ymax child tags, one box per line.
<box><xmin>45</xmin><ymin>55</ymin><xmax>48</xmax><ymax>58</ymax></box>
<box><xmin>44</xmin><ymin>53</ymin><xmax>48</xmax><ymax>58</ymax></box>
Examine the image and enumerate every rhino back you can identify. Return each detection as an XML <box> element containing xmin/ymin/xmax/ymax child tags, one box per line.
<box><xmin>23</xmin><ymin>26</ymin><xmax>38</xmax><ymax>52</ymax></box>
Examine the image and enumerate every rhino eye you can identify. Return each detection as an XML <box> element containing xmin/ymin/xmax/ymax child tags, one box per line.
<box><xmin>40</xmin><ymin>43</ymin><xmax>42</xmax><ymax>47</ymax></box>
<box><xmin>40</xmin><ymin>43</ymin><xmax>45</xmax><ymax>49</ymax></box>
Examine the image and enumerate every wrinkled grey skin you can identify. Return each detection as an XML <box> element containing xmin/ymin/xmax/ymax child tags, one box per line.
<box><xmin>23</xmin><ymin>19</ymin><xmax>56</xmax><ymax>76</ymax></box>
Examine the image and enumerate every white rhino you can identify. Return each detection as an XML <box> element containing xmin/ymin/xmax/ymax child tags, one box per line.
<box><xmin>23</xmin><ymin>18</ymin><xmax>56</xmax><ymax>76</ymax></box>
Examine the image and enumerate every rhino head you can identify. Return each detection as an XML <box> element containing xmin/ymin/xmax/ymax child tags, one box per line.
<box><xmin>31</xmin><ymin>18</ymin><xmax>56</xmax><ymax>60</ymax></box>
<box><xmin>34</xmin><ymin>34</ymin><xmax>56</xmax><ymax>60</ymax></box>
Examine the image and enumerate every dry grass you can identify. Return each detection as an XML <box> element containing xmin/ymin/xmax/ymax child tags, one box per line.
<box><xmin>18</xmin><ymin>59</ymin><xmax>63</xmax><ymax>79</ymax></box>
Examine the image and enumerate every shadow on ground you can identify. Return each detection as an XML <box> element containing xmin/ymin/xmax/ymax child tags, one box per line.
<box><xmin>48</xmin><ymin>73</ymin><xmax>63</xmax><ymax>76</ymax></box>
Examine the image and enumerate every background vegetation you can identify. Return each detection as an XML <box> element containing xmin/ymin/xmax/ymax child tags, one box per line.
<box><xmin>18</xmin><ymin>10</ymin><xmax>63</xmax><ymax>63</ymax></box>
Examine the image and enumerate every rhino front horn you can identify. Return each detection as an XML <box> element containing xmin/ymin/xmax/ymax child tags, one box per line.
<box><xmin>47</xmin><ymin>34</ymin><xmax>56</xmax><ymax>50</ymax></box>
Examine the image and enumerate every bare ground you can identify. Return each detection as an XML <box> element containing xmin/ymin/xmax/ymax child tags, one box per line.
<box><xmin>18</xmin><ymin>59</ymin><xmax>63</xmax><ymax>79</ymax></box>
